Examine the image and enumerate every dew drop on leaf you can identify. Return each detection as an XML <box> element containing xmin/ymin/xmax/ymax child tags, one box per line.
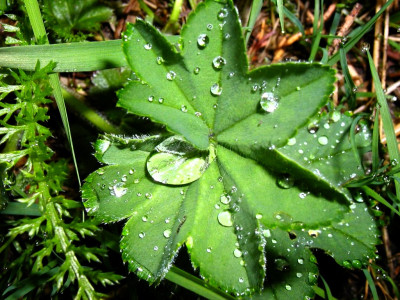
<box><xmin>297</xmin><ymin>258</ymin><xmax>304</xmax><ymax>264</ymax></box>
<box><xmin>145</xmin><ymin>193</ymin><xmax>152</xmax><ymax>199</ymax></box>
<box><xmin>276</xmin><ymin>174</ymin><xmax>294</xmax><ymax>189</ymax></box>
<box><xmin>217</xmin><ymin>210</ymin><xmax>233</xmax><ymax>227</ymax></box>
<box><xmin>220</xmin><ymin>193</ymin><xmax>231</xmax><ymax>204</ymax></box>
<box><xmin>144</xmin><ymin>43</ymin><xmax>152</xmax><ymax>50</ymax></box>
<box><xmin>197</xmin><ymin>34</ymin><xmax>209</xmax><ymax>48</ymax></box>
<box><xmin>166</xmin><ymin>71</ymin><xmax>176</xmax><ymax>81</ymax></box>
<box><xmin>233</xmin><ymin>248</ymin><xmax>242</xmax><ymax>257</ymax></box>
<box><xmin>148</xmin><ymin>96</ymin><xmax>154</xmax><ymax>102</ymax></box>
<box><xmin>206</xmin><ymin>247</ymin><xmax>212</xmax><ymax>253</ymax></box>
<box><xmin>194</xmin><ymin>67</ymin><xmax>200</xmax><ymax>74</ymax></box>
<box><xmin>210</xmin><ymin>83</ymin><xmax>222</xmax><ymax>96</ymax></box>
<box><xmin>153</xmin><ymin>246</ymin><xmax>158</xmax><ymax>251</ymax></box>
<box><xmin>138</xmin><ymin>232</ymin><xmax>145</xmax><ymax>238</ymax></box>
<box><xmin>308</xmin><ymin>272</ymin><xmax>318</xmax><ymax>285</ymax></box>
<box><xmin>260</xmin><ymin>92</ymin><xmax>279</xmax><ymax>113</ymax></box>
<box><xmin>352</xmin><ymin>259</ymin><xmax>362</xmax><ymax>268</ymax></box>
<box><xmin>238</xmin><ymin>277</ymin><xmax>244</xmax><ymax>283</ymax></box>
<box><xmin>156</xmin><ymin>56</ymin><xmax>164</xmax><ymax>64</ymax></box>
<box><xmin>318</xmin><ymin>136</ymin><xmax>329</xmax><ymax>145</ymax></box>
<box><xmin>212</xmin><ymin>56</ymin><xmax>227</xmax><ymax>69</ymax></box>
<box><xmin>255</xmin><ymin>213</ymin><xmax>263</xmax><ymax>219</ymax></box>
<box><xmin>158</xmin><ymin>98</ymin><xmax>164</xmax><ymax>104</ymax></box>
<box><xmin>285</xmin><ymin>284</ymin><xmax>292</xmax><ymax>291</ymax></box>
<box><xmin>181</xmin><ymin>105</ymin><xmax>188</xmax><ymax>112</ymax></box>
<box><xmin>262</xmin><ymin>229</ymin><xmax>271</xmax><ymax>238</ymax></box>
<box><xmin>163</xmin><ymin>229</ymin><xmax>171</xmax><ymax>238</ymax></box>
<box><xmin>287</xmin><ymin>137</ymin><xmax>296</xmax><ymax>145</ymax></box>
<box><xmin>307</xmin><ymin>122</ymin><xmax>319</xmax><ymax>134</ymax></box>
<box><xmin>112</xmin><ymin>183</ymin><xmax>127</xmax><ymax>197</ymax></box>
<box><xmin>217</xmin><ymin>8</ymin><xmax>228</xmax><ymax>20</ymax></box>
<box><xmin>207</xmin><ymin>24</ymin><xmax>213</xmax><ymax>30</ymax></box>
<box><xmin>296</xmin><ymin>272</ymin><xmax>303</xmax><ymax>278</ymax></box>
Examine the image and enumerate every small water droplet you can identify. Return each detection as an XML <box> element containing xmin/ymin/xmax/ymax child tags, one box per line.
<box><xmin>142</xmin><ymin>216</ymin><xmax>148</xmax><ymax>222</ymax></box>
<box><xmin>134</xmin><ymin>178</ymin><xmax>140</xmax><ymax>184</ymax></box>
<box><xmin>296</xmin><ymin>272</ymin><xmax>303</xmax><ymax>278</ymax></box>
<box><xmin>361</xmin><ymin>42</ymin><xmax>370</xmax><ymax>53</ymax></box>
<box><xmin>156</xmin><ymin>56</ymin><xmax>164</xmax><ymax>64</ymax></box>
<box><xmin>318</xmin><ymin>136</ymin><xmax>328</xmax><ymax>145</ymax></box>
<box><xmin>307</xmin><ymin>122</ymin><xmax>319</xmax><ymax>134</ymax></box>
<box><xmin>238</xmin><ymin>277</ymin><xmax>244</xmax><ymax>283</ymax></box>
<box><xmin>197</xmin><ymin>34</ymin><xmax>209</xmax><ymax>48</ymax></box>
<box><xmin>220</xmin><ymin>193</ymin><xmax>231</xmax><ymax>204</ymax></box>
<box><xmin>144</xmin><ymin>43</ymin><xmax>152</xmax><ymax>50</ymax></box>
<box><xmin>207</xmin><ymin>24</ymin><xmax>213</xmax><ymax>31</ymax></box>
<box><xmin>233</xmin><ymin>248</ymin><xmax>242</xmax><ymax>257</ymax></box>
<box><xmin>181</xmin><ymin>105</ymin><xmax>188</xmax><ymax>112</ymax></box>
<box><xmin>298</xmin><ymin>258</ymin><xmax>304</xmax><ymax>264</ymax></box>
<box><xmin>217</xmin><ymin>8</ymin><xmax>228</xmax><ymax>20</ymax></box>
<box><xmin>212</xmin><ymin>56</ymin><xmax>226</xmax><ymax>69</ymax></box>
<box><xmin>163</xmin><ymin>229</ymin><xmax>171</xmax><ymax>238</ymax></box>
<box><xmin>262</xmin><ymin>229</ymin><xmax>271</xmax><ymax>238</ymax></box>
<box><xmin>129</xmin><ymin>169</ymin><xmax>135</xmax><ymax>174</ymax></box>
<box><xmin>194</xmin><ymin>67</ymin><xmax>200</xmax><ymax>74</ymax></box>
<box><xmin>277</xmin><ymin>174</ymin><xmax>294</xmax><ymax>189</ymax></box>
<box><xmin>166</xmin><ymin>71</ymin><xmax>176</xmax><ymax>81</ymax></box>
<box><xmin>207</xmin><ymin>247</ymin><xmax>212</xmax><ymax>253</ymax></box>
<box><xmin>217</xmin><ymin>211</ymin><xmax>233</xmax><ymax>227</ymax></box>
<box><xmin>299</xmin><ymin>192</ymin><xmax>307</xmax><ymax>199</ymax></box>
<box><xmin>228</xmin><ymin>72</ymin><xmax>235</xmax><ymax>78</ymax></box>
<box><xmin>211</xmin><ymin>83</ymin><xmax>222</xmax><ymax>96</ymax></box>
<box><xmin>158</xmin><ymin>98</ymin><xmax>164</xmax><ymax>104</ymax></box>
<box><xmin>153</xmin><ymin>246</ymin><xmax>159</xmax><ymax>251</ymax></box>
<box><xmin>260</xmin><ymin>92</ymin><xmax>279</xmax><ymax>113</ymax></box>
<box><xmin>224</xmin><ymin>33</ymin><xmax>231</xmax><ymax>40</ymax></box>
<box><xmin>112</xmin><ymin>183</ymin><xmax>127</xmax><ymax>197</ymax></box>
<box><xmin>145</xmin><ymin>193</ymin><xmax>152</xmax><ymax>199</ymax></box>
<box><xmin>285</xmin><ymin>284</ymin><xmax>292</xmax><ymax>291</ymax></box>
<box><xmin>255</xmin><ymin>213</ymin><xmax>263</xmax><ymax>219</ymax></box>
<box><xmin>138</xmin><ymin>232</ymin><xmax>145</xmax><ymax>238</ymax></box>
<box><xmin>287</xmin><ymin>138</ymin><xmax>296</xmax><ymax>145</ymax></box>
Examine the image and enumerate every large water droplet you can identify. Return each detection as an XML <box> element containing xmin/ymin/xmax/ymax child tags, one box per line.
<box><xmin>211</xmin><ymin>83</ymin><xmax>222</xmax><ymax>96</ymax></box>
<box><xmin>217</xmin><ymin>211</ymin><xmax>233</xmax><ymax>227</ymax></box>
<box><xmin>276</xmin><ymin>174</ymin><xmax>294</xmax><ymax>189</ymax></box>
<box><xmin>166</xmin><ymin>71</ymin><xmax>176</xmax><ymax>81</ymax></box>
<box><xmin>197</xmin><ymin>34</ymin><xmax>209</xmax><ymax>48</ymax></box>
<box><xmin>212</xmin><ymin>56</ymin><xmax>226</xmax><ymax>69</ymax></box>
<box><xmin>260</xmin><ymin>92</ymin><xmax>279</xmax><ymax>113</ymax></box>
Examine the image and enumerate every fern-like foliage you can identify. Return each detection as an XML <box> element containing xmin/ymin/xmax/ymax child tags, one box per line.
<box><xmin>0</xmin><ymin>62</ymin><xmax>123</xmax><ymax>299</ymax></box>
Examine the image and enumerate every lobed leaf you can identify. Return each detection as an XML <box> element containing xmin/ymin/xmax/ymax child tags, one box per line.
<box><xmin>82</xmin><ymin>0</ymin><xmax>379</xmax><ymax>297</ymax></box>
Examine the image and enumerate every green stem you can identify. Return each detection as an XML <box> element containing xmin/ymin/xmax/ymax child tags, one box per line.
<box><xmin>166</xmin><ymin>266</ymin><xmax>235</xmax><ymax>300</ymax></box>
<box><xmin>163</xmin><ymin>0</ymin><xmax>184</xmax><ymax>33</ymax></box>
<box><xmin>24</xmin><ymin>0</ymin><xmax>80</xmax><ymax>184</ymax></box>
<box><xmin>62</xmin><ymin>87</ymin><xmax>122</xmax><ymax>134</ymax></box>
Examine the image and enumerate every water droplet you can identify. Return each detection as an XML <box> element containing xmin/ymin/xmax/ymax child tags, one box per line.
<box><xmin>228</xmin><ymin>72</ymin><xmax>235</xmax><ymax>78</ymax></box>
<box><xmin>217</xmin><ymin>8</ymin><xmax>228</xmax><ymax>20</ymax></box>
<box><xmin>285</xmin><ymin>284</ymin><xmax>292</xmax><ymax>291</ymax></box>
<box><xmin>163</xmin><ymin>229</ymin><xmax>171</xmax><ymax>238</ymax></box>
<box><xmin>194</xmin><ymin>67</ymin><xmax>200</xmax><ymax>74</ymax></box>
<box><xmin>212</xmin><ymin>56</ymin><xmax>226</xmax><ymax>69</ymax></box>
<box><xmin>220</xmin><ymin>193</ymin><xmax>231</xmax><ymax>204</ymax></box>
<box><xmin>166</xmin><ymin>71</ymin><xmax>176</xmax><ymax>81</ymax></box>
<box><xmin>260</xmin><ymin>92</ymin><xmax>279</xmax><ymax>113</ymax></box>
<box><xmin>296</xmin><ymin>86</ymin><xmax>301</xmax><ymax>91</ymax></box>
<box><xmin>252</xmin><ymin>84</ymin><xmax>260</xmax><ymax>92</ymax></box>
<box><xmin>112</xmin><ymin>183</ymin><xmax>127</xmax><ymax>197</ymax></box>
<box><xmin>318</xmin><ymin>136</ymin><xmax>328</xmax><ymax>145</ymax></box>
<box><xmin>238</xmin><ymin>277</ymin><xmax>244</xmax><ymax>283</ymax></box>
<box><xmin>233</xmin><ymin>248</ymin><xmax>242</xmax><ymax>257</ymax></box>
<box><xmin>298</xmin><ymin>258</ymin><xmax>304</xmax><ymax>264</ymax></box>
<box><xmin>181</xmin><ymin>105</ymin><xmax>188</xmax><ymax>112</ymax></box>
<box><xmin>206</xmin><ymin>247</ymin><xmax>212</xmax><ymax>253</ymax></box>
<box><xmin>255</xmin><ymin>213</ymin><xmax>263</xmax><ymax>219</ymax></box>
<box><xmin>138</xmin><ymin>232</ymin><xmax>145</xmax><ymax>238</ymax></box>
<box><xmin>207</xmin><ymin>24</ymin><xmax>213</xmax><ymax>31</ymax></box>
<box><xmin>197</xmin><ymin>34</ymin><xmax>209</xmax><ymax>48</ymax></box>
<box><xmin>145</xmin><ymin>193</ymin><xmax>152</xmax><ymax>199</ymax></box>
<box><xmin>134</xmin><ymin>178</ymin><xmax>140</xmax><ymax>184</ymax></box>
<box><xmin>158</xmin><ymin>98</ymin><xmax>164</xmax><ymax>104</ymax></box>
<box><xmin>148</xmin><ymin>96</ymin><xmax>154</xmax><ymax>102</ymax></box>
<box><xmin>287</xmin><ymin>138</ymin><xmax>296</xmax><ymax>145</ymax></box>
<box><xmin>156</xmin><ymin>56</ymin><xmax>164</xmax><ymax>64</ymax></box>
<box><xmin>299</xmin><ymin>192</ymin><xmax>307</xmax><ymax>199</ymax></box>
<box><xmin>129</xmin><ymin>169</ymin><xmax>135</xmax><ymax>174</ymax></box>
<box><xmin>153</xmin><ymin>246</ymin><xmax>159</xmax><ymax>251</ymax></box>
<box><xmin>277</xmin><ymin>174</ymin><xmax>294</xmax><ymax>189</ymax></box>
<box><xmin>195</xmin><ymin>111</ymin><xmax>202</xmax><ymax>117</ymax></box>
<box><xmin>211</xmin><ymin>83</ymin><xmax>222</xmax><ymax>96</ymax></box>
<box><xmin>361</xmin><ymin>42</ymin><xmax>370</xmax><ymax>53</ymax></box>
<box><xmin>142</xmin><ymin>216</ymin><xmax>148</xmax><ymax>222</ymax></box>
<box><xmin>352</xmin><ymin>259</ymin><xmax>362</xmax><ymax>268</ymax></box>
<box><xmin>308</xmin><ymin>229</ymin><xmax>320</xmax><ymax>238</ymax></box>
<box><xmin>330</xmin><ymin>111</ymin><xmax>341</xmax><ymax>122</ymax></box>
<box><xmin>224</xmin><ymin>33</ymin><xmax>231</xmax><ymax>40</ymax></box>
<box><xmin>144</xmin><ymin>43</ymin><xmax>152</xmax><ymax>50</ymax></box>
<box><xmin>308</xmin><ymin>272</ymin><xmax>318</xmax><ymax>285</ymax></box>
<box><xmin>217</xmin><ymin>211</ymin><xmax>233</xmax><ymax>227</ymax></box>
<box><xmin>262</xmin><ymin>229</ymin><xmax>271</xmax><ymax>238</ymax></box>
<box><xmin>296</xmin><ymin>272</ymin><xmax>303</xmax><ymax>278</ymax></box>
<box><xmin>165</xmin><ymin>218</ymin><xmax>170</xmax><ymax>223</ymax></box>
<box><xmin>307</xmin><ymin>122</ymin><xmax>319</xmax><ymax>134</ymax></box>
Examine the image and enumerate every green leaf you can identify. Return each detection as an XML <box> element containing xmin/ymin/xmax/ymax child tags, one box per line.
<box><xmin>43</xmin><ymin>0</ymin><xmax>112</xmax><ymax>41</ymax></box>
<box><xmin>82</xmin><ymin>0</ymin><xmax>378</xmax><ymax>297</ymax></box>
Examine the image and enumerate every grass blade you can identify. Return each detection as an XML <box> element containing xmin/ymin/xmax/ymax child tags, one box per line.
<box><xmin>282</xmin><ymin>6</ymin><xmax>305</xmax><ymax>36</ymax></box>
<box><xmin>0</xmin><ymin>40</ymin><xmax>126</xmax><ymax>72</ymax></box>
<box><xmin>339</xmin><ymin>47</ymin><xmax>356</xmax><ymax>108</ymax></box>
<box><xmin>320</xmin><ymin>275</ymin><xmax>336</xmax><ymax>300</ymax></box>
<box><xmin>165</xmin><ymin>266</ymin><xmax>235</xmax><ymax>300</ymax></box>
<box><xmin>277</xmin><ymin>0</ymin><xmax>285</xmax><ymax>33</ymax></box>
<box><xmin>372</xmin><ymin>107</ymin><xmax>380</xmax><ymax>173</ymax></box>
<box><xmin>328</xmin><ymin>0</ymin><xmax>394</xmax><ymax>66</ymax></box>
<box><xmin>362</xmin><ymin>186</ymin><xmax>400</xmax><ymax>217</ymax></box>
<box><xmin>367</xmin><ymin>49</ymin><xmax>400</xmax><ymax>198</ymax></box>
<box><xmin>245</xmin><ymin>0</ymin><xmax>264</xmax><ymax>44</ymax></box>
<box><xmin>363</xmin><ymin>269</ymin><xmax>379</xmax><ymax>300</ymax></box>
<box><xmin>24</xmin><ymin>0</ymin><xmax>80</xmax><ymax>183</ymax></box>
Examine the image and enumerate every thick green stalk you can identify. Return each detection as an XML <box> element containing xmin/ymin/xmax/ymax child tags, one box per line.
<box><xmin>24</xmin><ymin>0</ymin><xmax>80</xmax><ymax>184</ymax></box>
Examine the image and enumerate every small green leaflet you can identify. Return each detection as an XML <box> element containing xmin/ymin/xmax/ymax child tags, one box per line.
<box><xmin>82</xmin><ymin>0</ymin><xmax>379</xmax><ymax>297</ymax></box>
